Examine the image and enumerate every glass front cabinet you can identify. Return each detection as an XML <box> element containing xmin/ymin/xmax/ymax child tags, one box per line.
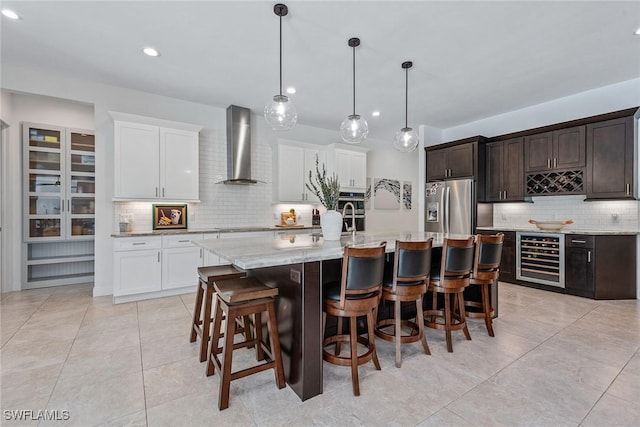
<box><xmin>23</xmin><ymin>123</ymin><xmax>95</xmax><ymax>288</ymax></box>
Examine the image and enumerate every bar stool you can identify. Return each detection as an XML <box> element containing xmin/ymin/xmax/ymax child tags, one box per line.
<box><xmin>322</xmin><ymin>242</ymin><xmax>386</xmax><ymax>396</ymax></box>
<box><xmin>423</xmin><ymin>237</ymin><xmax>475</xmax><ymax>352</ymax></box>
<box><xmin>375</xmin><ymin>239</ymin><xmax>433</xmax><ymax>368</ymax></box>
<box><xmin>465</xmin><ymin>233</ymin><xmax>504</xmax><ymax>337</ymax></box>
<box><xmin>206</xmin><ymin>276</ymin><xmax>285</xmax><ymax>410</ymax></box>
<box><xmin>190</xmin><ymin>265</ymin><xmax>246</xmax><ymax>362</ymax></box>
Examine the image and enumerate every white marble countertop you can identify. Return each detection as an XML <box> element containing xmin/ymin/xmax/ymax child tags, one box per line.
<box><xmin>193</xmin><ymin>231</ymin><xmax>467</xmax><ymax>270</ymax></box>
<box><xmin>477</xmin><ymin>226</ymin><xmax>639</xmax><ymax>235</ymax></box>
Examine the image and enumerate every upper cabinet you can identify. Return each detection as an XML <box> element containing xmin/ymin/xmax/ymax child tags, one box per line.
<box><xmin>524</xmin><ymin>126</ymin><xmax>585</xmax><ymax>172</ymax></box>
<box><xmin>426</xmin><ymin>139</ymin><xmax>479</xmax><ymax>181</ymax></box>
<box><xmin>334</xmin><ymin>148</ymin><xmax>366</xmax><ymax>190</ymax></box>
<box><xmin>275</xmin><ymin>143</ymin><xmax>327</xmax><ymax>203</ymax></box>
<box><xmin>586</xmin><ymin>116</ymin><xmax>634</xmax><ymax>200</ymax></box>
<box><xmin>483</xmin><ymin>138</ymin><xmax>525</xmax><ymax>202</ymax></box>
<box><xmin>23</xmin><ymin>123</ymin><xmax>96</xmax><ymax>242</ymax></box>
<box><xmin>112</xmin><ymin>113</ymin><xmax>201</xmax><ymax>201</ymax></box>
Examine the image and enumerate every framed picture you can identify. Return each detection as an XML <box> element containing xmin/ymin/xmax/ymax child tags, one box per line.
<box><xmin>153</xmin><ymin>204</ymin><xmax>187</xmax><ymax>230</ymax></box>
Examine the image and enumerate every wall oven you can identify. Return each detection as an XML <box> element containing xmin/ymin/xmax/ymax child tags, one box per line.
<box><xmin>337</xmin><ymin>191</ymin><xmax>365</xmax><ymax>232</ymax></box>
<box><xmin>516</xmin><ymin>232</ymin><xmax>565</xmax><ymax>288</ymax></box>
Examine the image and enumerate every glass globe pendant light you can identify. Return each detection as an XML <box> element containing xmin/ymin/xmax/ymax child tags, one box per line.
<box><xmin>264</xmin><ymin>3</ymin><xmax>297</xmax><ymax>130</ymax></box>
<box><xmin>340</xmin><ymin>37</ymin><xmax>368</xmax><ymax>144</ymax></box>
<box><xmin>393</xmin><ymin>61</ymin><xmax>420</xmax><ymax>152</ymax></box>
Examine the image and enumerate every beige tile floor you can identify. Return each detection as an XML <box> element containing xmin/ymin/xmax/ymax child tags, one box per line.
<box><xmin>1</xmin><ymin>282</ymin><xmax>639</xmax><ymax>426</ymax></box>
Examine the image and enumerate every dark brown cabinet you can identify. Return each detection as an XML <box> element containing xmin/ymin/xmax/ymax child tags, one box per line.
<box><xmin>565</xmin><ymin>234</ymin><xmax>636</xmax><ymax>299</ymax></box>
<box><xmin>426</xmin><ymin>141</ymin><xmax>476</xmax><ymax>181</ymax></box>
<box><xmin>477</xmin><ymin>230</ymin><xmax>516</xmax><ymax>283</ymax></box>
<box><xmin>524</xmin><ymin>126</ymin><xmax>585</xmax><ymax>172</ymax></box>
<box><xmin>586</xmin><ymin>116</ymin><xmax>634</xmax><ymax>199</ymax></box>
<box><xmin>484</xmin><ymin>138</ymin><xmax>524</xmax><ymax>202</ymax></box>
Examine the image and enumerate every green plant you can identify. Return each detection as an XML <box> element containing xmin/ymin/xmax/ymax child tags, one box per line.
<box><xmin>306</xmin><ymin>155</ymin><xmax>340</xmax><ymax>210</ymax></box>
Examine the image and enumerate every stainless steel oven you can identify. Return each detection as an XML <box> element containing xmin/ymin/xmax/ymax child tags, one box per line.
<box><xmin>338</xmin><ymin>191</ymin><xmax>365</xmax><ymax>232</ymax></box>
<box><xmin>516</xmin><ymin>232</ymin><xmax>565</xmax><ymax>288</ymax></box>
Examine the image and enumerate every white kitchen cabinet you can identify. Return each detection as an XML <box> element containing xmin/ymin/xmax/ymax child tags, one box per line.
<box><xmin>113</xmin><ymin>114</ymin><xmax>200</xmax><ymax>201</ymax></box>
<box><xmin>334</xmin><ymin>148</ymin><xmax>366</xmax><ymax>190</ymax></box>
<box><xmin>275</xmin><ymin>143</ymin><xmax>326</xmax><ymax>203</ymax></box>
<box><xmin>113</xmin><ymin>236</ymin><xmax>162</xmax><ymax>298</ymax></box>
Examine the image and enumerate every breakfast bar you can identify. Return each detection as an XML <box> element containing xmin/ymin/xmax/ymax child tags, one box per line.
<box><xmin>195</xmin><ymin>231</ymin><xmax>478</xmax><ymax>401</ymax></box>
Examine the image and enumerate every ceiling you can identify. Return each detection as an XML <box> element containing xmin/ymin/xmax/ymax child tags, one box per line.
<box><xmin>2</xmin><ymin>1</ymin><xmax>639</xmax><ymax>142</ymax></box>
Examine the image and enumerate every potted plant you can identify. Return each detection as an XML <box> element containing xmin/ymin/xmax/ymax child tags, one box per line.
<box><xmin>306</xmin><ymin>155</ymin><xmax>342</xmax><ymax>240</ymax></box>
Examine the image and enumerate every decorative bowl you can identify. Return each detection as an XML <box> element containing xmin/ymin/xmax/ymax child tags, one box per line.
<box><xmin>528</xmin><ymin>219</ymin><xmax>573</xmax><ymax>231</ymax></box>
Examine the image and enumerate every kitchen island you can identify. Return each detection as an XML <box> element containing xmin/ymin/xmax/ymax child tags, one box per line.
<box><xmin>194</xmin><ymin>231</ymin><xmax>471</xmax><ymax>401</ymax></box>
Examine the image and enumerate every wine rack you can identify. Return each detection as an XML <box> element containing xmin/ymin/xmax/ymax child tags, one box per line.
<box><xmin>516</xmin><ymin>233</ymin><xmax>565</xmax><ymax>288</ymax></box>
<box><xmin>526</xmin><ymin>170</ymin><xmax>583</xmax><ymax>195</ymax></box>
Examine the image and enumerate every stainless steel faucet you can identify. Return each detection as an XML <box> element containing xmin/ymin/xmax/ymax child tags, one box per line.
<box><xmin>342</xmin><ymin>202</ymin><xmax>356</xmax><ymax>238</ymax></box>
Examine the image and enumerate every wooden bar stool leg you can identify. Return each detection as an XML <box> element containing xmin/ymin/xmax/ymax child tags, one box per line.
<box><xmin>394</xmin><ymin>300</ymin><xmax>402</xmax><ymax>368</ymax></box>
<box><xmin>349</xmin><ymin>316</ymin><xmax>360</xmax><ymax>396</ymax></box>
<box><xmin>458</xmin><ymin>292</ymin><xmax>472</xmax><ymax>341</ymax></box>
<box><xmin>416</xmin><ymin>296</ymin><xmax>430</xmax><ymax>355</ymax></box>
<box><xmin>199</xmin><ymin>284</ymin><xmax>214</xmax><ymax>362</ymax></box>
<box><xmin>218</xmin><ymin>304</ymin><xmax>237</xmax><ymax>411</ymax></box>
<box><xmin>190</xmin><ymin>281</ymin><xmax>204</xmax><ymax>343</ymax></box>
<box><xmin>266</xmin><ymin>301</ymin><xmax>286</xmax><ymax>388</ymax></box>
<box><xmin>482</xmin><ymin>283</ymin><xmax>494</xmax><ymax>337</ymax></box>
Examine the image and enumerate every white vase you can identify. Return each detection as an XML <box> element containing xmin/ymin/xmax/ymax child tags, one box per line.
<box><xmin>321</xmin><ymin>210</ymin><xmax>343</xmax><ymax>241</ymax></box>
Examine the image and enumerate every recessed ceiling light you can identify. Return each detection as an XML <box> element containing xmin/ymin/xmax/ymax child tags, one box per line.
<box><xmin>371</xmin><ymin>111</ymin><xmax>381</xmax><ymax>117</ymax></box>
<box><xmin>1</xmin><ymin>9</ymin><xmax>20</xmax><ymax>20</ymax></box>
<box><xmin>286</xmin><ymin>86</ymin><xmax>296</xmax><ymax>94</ymax></box>
<box><xmin>142</xmin><ymin>47</ymin><xmax>160</xmax><ymax>57</ymax></box>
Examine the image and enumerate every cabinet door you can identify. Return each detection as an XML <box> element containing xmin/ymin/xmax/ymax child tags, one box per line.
<box><xmin>349</xmin><ymin>151</ymin><xmax>367</xmax><ymax>188</ymax></box>
<box><xmin>160</xmin><ymin>128</ymin><xmax>199</xmax><ymax>200</ymax></box>
<box><xmin>426</xmin><ymin>148</ymin><xmax>447</xmax><ymax>181</ymax></box>
<box><xmin>162</xmin><ymin>246</ymin><xmax>202</xmax><ymax>290</ymax></box>
<box><xmin>484</xmin><ymin>141</ymin><xmax>503</xmax><ymax>202</ymax></box>
<box><xmin>114</xmin><ymin>122</ymin><xmax>160</xmax><ymax>198</ymax></box>
<box><xmin>524</xmin><ymin>132</ymin><xmax>553</xmax><ymax>172</ymax></box>
<box><xmin>586</xmin><ymin>117</ymin><xmax>634</xmax><ymax>199</ymax></box>
<box><xmin>278</xmin><ymin>145</ymin><xmax>305</xmax><ymax>202</ymax></box>
<box><xmin>114</xmin><ymin>249</ymin><xmax>161</xmax><ymax>296</ymax></box>
<box><xmin>503</xmin><ymin>138</ymin><xmax>524</xmax><ymax>201</ymax></box>
<box><xmin>553</xmin><ymin>126</ymin><xmax>585</xmax><ymax>170</ymax></box>
<box><xmin>447</xmin><ymin>143</ymin><xmax>475</xmax><ymax>178</ymax></box>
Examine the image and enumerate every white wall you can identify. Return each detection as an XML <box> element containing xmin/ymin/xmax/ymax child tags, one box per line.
<box><xmin>2</xmin><ymin>63</ymin><xmax>421</xmax><ymax>296</ymax></box>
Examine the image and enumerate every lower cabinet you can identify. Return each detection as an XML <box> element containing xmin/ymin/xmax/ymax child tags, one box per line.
<box><xmin>565</xmin><ymin>234</ymin><xmax>636</xmax><ymax>299</ymax></box>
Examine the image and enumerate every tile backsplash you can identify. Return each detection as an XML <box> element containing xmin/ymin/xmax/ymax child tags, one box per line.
<box><xmin>493</xmin><ymin>195</ymin><xmax>640</xmax><ymax>231</ymax></box>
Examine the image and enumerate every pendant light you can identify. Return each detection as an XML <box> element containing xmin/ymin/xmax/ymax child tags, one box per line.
<box><xmin>264</xmin><ymin>3</ymin><xmax>297</xmax><ymax>131</ymax></box>
<box><xmin>340</xmin><ymin>37</ymin><xmax>368</xmax><ymax>144</ymax></box>
<box><xmin>393</xmin><ymin>61</ymin><xmax>420</xmax><ymax>152</ymax></box>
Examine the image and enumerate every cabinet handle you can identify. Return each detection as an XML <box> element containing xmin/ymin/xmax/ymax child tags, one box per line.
<box><xmin>547</xmin><ymin>159</ymin><xmax>551</xmax><ymax>169</ymax></box>
<box><xmin>587</xmin><ymin>250</ymin><xmax>591</xmax><ymax>263</ymax></box>
<box><xmin>626</xmin><ymin>184</ymin><xmax>631</xmax><ymax>195</ymax></box>
<box><xmin>553</xmin><ymin>158</ymin><xmax>557</xmax><ymax>168</ymax></box>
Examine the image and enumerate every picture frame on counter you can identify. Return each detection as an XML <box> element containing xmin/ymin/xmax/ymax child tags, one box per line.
<box><xmin>152</xmin><ymin>204</ymin><xmax>187</xmax><ymax>230</ymax></box>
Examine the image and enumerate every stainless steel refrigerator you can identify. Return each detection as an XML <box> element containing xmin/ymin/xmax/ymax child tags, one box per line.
<box><xmin>425</xmin><ymin>178</ymin><xmax>475</xmax><ymax>234</ymax></box>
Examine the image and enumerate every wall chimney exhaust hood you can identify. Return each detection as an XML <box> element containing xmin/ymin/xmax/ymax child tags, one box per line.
<box><xmin>222</xmin><ymin>105</ymin><xmax>260</xmax><ymax>184</ymax></box>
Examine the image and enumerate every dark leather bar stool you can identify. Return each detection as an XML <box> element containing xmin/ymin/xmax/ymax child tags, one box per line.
<box><xmin>206</xmin><ymin>276</ymin><xmax>285</xmax><ymax>410</ymax></box>
<box><xmin>465</xmin><ymin>233</ymin><xmax>504</xmax><ymax>337</ymax></box>
<box><xmin>375</xmin><ymin>239</ymin><xmax>433</xmax><ymax>368</ymax></box>
<box><xmin>322</xmin><ymin>242</ymin><xmax>386</xmax><ymax>396</ymax></box>
<box><xmin>190</xmin><ymin>265</ymin><xmax>246</xmax><ymax>362</ymax></box>
<box><xmin>423</xmin><ymin>237</ymin><xmax>475</xmax><ymax>352</ymax></box>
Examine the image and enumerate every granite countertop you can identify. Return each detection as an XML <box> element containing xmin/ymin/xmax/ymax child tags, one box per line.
<box><xmin>476</xmin><ymin>226</ymin><xmax>639</xmax><ymax>235</ymax></box>
<box><xmin>111</xmin><ymin>225</ymin><xmax>321</xmax><ymax>238</ymax></box>
<box><xmin>193</xmin><ymin>231</ymin><xmax>466</xmax><ymax>270</ymax></box>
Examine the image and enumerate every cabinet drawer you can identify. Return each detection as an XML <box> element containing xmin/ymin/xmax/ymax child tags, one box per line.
<box><xmin>113</xmin><ymin>236</ymin><xmax>161</xmax><ymax>251</ymax></box>
<box><xmin>162</xmin><ymin>233</ymin><xmax>203</xmax><ymax>248</ymax></box>
<box><xmin>565</xmin><ymin>235</ymin><xmax>594</xmax><ymax>248</ymax></box>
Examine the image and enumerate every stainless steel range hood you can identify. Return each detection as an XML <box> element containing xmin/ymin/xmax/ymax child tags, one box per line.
<box><xmin>222</xmin><ymin>105</ymin><xmax>258</xmax><ymax>184</ymax></box>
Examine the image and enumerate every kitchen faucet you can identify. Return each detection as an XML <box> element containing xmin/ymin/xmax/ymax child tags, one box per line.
<box><xmin>342</xmin><ymin>202</ymin><xmax>356</xmax><ymax>238</ymax></box>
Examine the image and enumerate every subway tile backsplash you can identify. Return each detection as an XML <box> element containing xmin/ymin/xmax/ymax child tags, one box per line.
<box><xmin>493</xmin><ymin>195</ymin><xmax>640</xmax><ymax>231</ymax></box>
